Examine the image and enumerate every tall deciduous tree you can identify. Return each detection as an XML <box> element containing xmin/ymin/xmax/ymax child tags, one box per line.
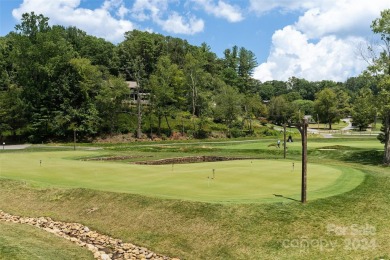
<box><xmin>351</xmin><ymin>87</ymin><xmax>375</xmax><ymax>131</ymax></box>
<box><xmin>63</xmin><ymin>58</ymin><xmax>102</xmax><ymax>137</ymax></box>
<box><xmin>213</xmin><ymin>85</ymin><xmax>243</xmax><ymax>131</ymax></box>
<box><xmin>149</xmin><ymin>56</ymin><xmax>185</xmax><ymax>135</ymax></box>
<box><xmin>0</xmin><ymin>85</ymin><xmax>27</xmax><ymax>139</ymax></box>
<box><xmin>95</xmin><ymin>76</ymin><xmax>129</xmax><ymax>134</ymax></box>
<box><xmin>184</xmin><ymin>52</ymin><xmax>211</xmax><ymax>117</ymax></box>
<box><xmin>292</xmin><ymin>100</ymin><xmax>314</xmax><ymax>117</ymax></box>
<box><xmin>370</xmin><ymin>9</ymin><xmax>390</xmax><ymax>165</ymax></box>
<box><xmin>268</xmin><ymin>96</ymin><xmax>290</xmax><ymax>125</ymax></box>
<box><xmin>14</xmin><ymin>12</ymin><xmax>50</xmax><ymax>40</ymax></box>
<box><xmin>117</xmin><ymin>30</ymin><xmax>164</xmax><ymax>76</ymax></box>
<box><xmin>10</xmin><ymin>13</ymin><xmax>79</xmax><ymax>141</ymax></box>
<box><xmin>129</xmin><ymin>56</ymin><xmax>146</xmax><ymax>139</ymax></box>
<box><xmin>242</xmin><ymin>94</ymin><xmax>267</xmax><ymax>131</ymax></box>
<box><xmin>314</xmin><ymin>88</ymin><xmax>339</xmax><ymax>129</ymax></box>
<box><xmin>335</xmin><ymin>88</ymin><xmax>351</xmax><ymax>119</ymax></box>
<box><xmin>288</xmin><ymin>77</ymin><xmax>320</xmax><ymax>100</ymax></box>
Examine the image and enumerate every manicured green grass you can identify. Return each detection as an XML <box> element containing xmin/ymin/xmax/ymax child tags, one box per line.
<box><xmin>0</xmin><ymin>169</ymin><xmax>389</xmax><ymax>260</ymax></box>
<box><xmin>308</xmin><ymin>120</ymin><xmax>348</xmax><ymax>130</ymax></box>
<box><xmin>185</xmin><ymin>137</ymin><xmax>384</xmax><ymax>151</ymax></box>
<box><xmin>0</xmin><ymin>137</ymin><xmax>389</xmax><ymax>259</ymax></box>
<box><xmin>0</xmin><ymin>151</ymin><xmax>364</xmax><ymax>203</ymax></box>
<box><xmin>0</xmin><ymin>221</ymin><xmax>93</xmax><ymax>260</ymax></box>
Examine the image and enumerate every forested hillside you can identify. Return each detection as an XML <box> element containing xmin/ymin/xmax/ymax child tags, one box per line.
<box><xmin>0</xmin><ymin>12</ymin><xmax>386</xmax><ymax>144</ymax></box>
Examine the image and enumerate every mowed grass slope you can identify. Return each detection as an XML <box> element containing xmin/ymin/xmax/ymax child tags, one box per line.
<box><xmin>0</xmin><ymin>221</ymin><xmax>93</xmax><ymax>260</ymax></box>
<box><xmin>0</xmin><ymin>137</ymin><xmax>389</xmax><ymax>259</ymax></box>
<box><xmin>0</xmin><ymin>151</ymin><xmax>364</xmax><ymax>203</ymax></box>
<box><xmin>0</xmin><ymin>170</ymin><xmax>389</xmax><ymax>260</ymax></box>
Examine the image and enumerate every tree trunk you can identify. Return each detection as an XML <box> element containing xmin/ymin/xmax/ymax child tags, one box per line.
<box><xmin>149</xmin><ymin>113</ymin><xmax>153</xmax><ymax>139</ymax></box>
<box><xmin>164</xmin><ymin>114</ymin><xmax>171</xmax><ymax>133</ymax></box>
<box><xmin>383</xmin><ymin>114</ymin><xmax>390</xmax><ymax>165</ymax></box>
<box><xmin>181</xmin><ymin>117</ymin><xmax>184</xmax><ymax>136</ymax></box>
<box><xmin>110</xmin><ymin>110</ymin><xmax>114</xmax><ymax>135</ymax></box>
<box><xmin>136</xmin><ymin>84</ymin><xmax>142</xmax><ymax>139</ymax></box>
<box><xmin>190</xmin><ymin>73</ymin><xmax>197</xmax><ymax>116</ymax></box>
<box><xmin>158</xmin><ymin>115</ymin><xmax>162</xmax><ymax>136</ymax></box>
<box><xmin>283</xmin><ymin>124</ymin><xmax>287</xmax><ymax>159</ymax></box>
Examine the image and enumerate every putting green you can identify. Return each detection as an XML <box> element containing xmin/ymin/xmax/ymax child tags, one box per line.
<box><xmin>0</xmin><ymin>151</ymin><xmax>365</xmax><ymax>203</ymax></box>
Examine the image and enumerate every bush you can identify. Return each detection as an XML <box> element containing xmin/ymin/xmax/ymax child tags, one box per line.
<box><xmin>257</xmin><ymin>127</ymin><xmax>279</xmax><ymax>137</ymax></box>
<box><xmin>193</xmin><ymin>129</ymin><xmax>210</xmax><ymax>139</ymax></box>
<box><xmin>229</xmin><ymin>128</ymin><xmax>245</xmax><ymax>138</ymax></box>
<box><xmin>259</xmin><ymin>117</ymin><xmax>268</xmax><ymax>126</ymax></box>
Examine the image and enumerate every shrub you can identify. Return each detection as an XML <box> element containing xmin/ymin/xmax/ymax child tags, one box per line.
<box><xmin>193</xmin><ymin>129</ymin><xmax>210</xmax><ymax>139</ymax></box>
<box><xmin>229</xmin><ymin>128</ymin><xmax>245</xmax><ymax>138</ymax></box>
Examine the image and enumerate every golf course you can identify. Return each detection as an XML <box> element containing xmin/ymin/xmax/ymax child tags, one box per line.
<box><xmin>0</xmin><ymin>136</ymin><xmax>389</xmax><ymax>259</ymax></box>
<box><xmin>0</xmin><ymin>151</ymin><xmax>365</xmax><ymax>203</ymax></box>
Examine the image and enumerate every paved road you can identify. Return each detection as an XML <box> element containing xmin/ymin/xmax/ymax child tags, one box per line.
<box><xmin>341</xmin><ymin>118</ymin><xmax>354</xmax><ymax>131</ymax></box>
<box><xmin>1</xmin><ymin>144</ymin><xmax>31</xmax><ymax>150</ymax></box>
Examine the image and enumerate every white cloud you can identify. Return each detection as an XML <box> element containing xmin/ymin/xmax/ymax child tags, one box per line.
<box><xmin>252</xmin><ymin>0</ymin><xmax>390</xmax><ymax>82</ymax></box>
<box><xmin>156</xmin><ymin>12</ymin><xmax>204</xmax><ymax>34</ymax></box>
<box><xmin>131</xmin><ymin>0</ymin><xmax>204</xmax><ymax>34</ymax></box>
<box><xmin>250</xmin><ymin>0</ymin><xmax>389</xmax><ymax>38</ymax></box>
<box><xmin>295</xmin><ymin>0</ymin><xmax>390</xmax><ymax>38</ymax></box>
<box><xmin>131</xmin><ymin>0</ymin><xmax>171</xmax><ymax>21</ymax></box>
<box><xmin>249</xmin><ymin>0</ymin><xmax>319</xmax><ymax>14</ymax></box>
<box><xmin>192</xmin><ymin>0</ymin><xmax>243</xmax><ymax>22</ymax></box>
<box><xmin>253</xmin><ymin>26</ymin><xmax>367</xmax><ymax>82</ymax></box>
<box><xmin>12</xmin><ymin>0</ymin><xmax>134</xmax><ymax>42</ymax></box>
<box><xmin>117</xmin><ymin>5</ymin><xmax>129</xmax><ymax>19</ymax></box>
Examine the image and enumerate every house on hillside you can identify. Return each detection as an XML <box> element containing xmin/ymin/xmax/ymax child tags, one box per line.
<box><xmin>126</xmin><ymin>81</ymin><xmax>150</xmax><ymax>105</ymax></box>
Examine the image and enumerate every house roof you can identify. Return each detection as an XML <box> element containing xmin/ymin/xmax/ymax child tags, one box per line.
<box><xmin>126</xmin><ymin>81</ymin><xmax>138</xmax><ymax>89</ymax></box>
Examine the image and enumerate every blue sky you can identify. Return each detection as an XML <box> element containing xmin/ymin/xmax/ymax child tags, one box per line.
<box><xmin>1</xmin><ymin>0</ymin><xmax>390</xmax><ymax>82</ymax></box>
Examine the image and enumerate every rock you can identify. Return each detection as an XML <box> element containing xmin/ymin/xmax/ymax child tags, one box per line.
<box><xmin>0</xmin><ymin>210</ymin><xmax>177</xmax><ymax>260</ymax></box>
<box><xmin>87</xmin><ymin>244</ymin><xmax>98</xmax><ymax>253</ymax></box>
<box><xmin>100</xmin><ymin>253</ymin><xmax>110</xmax><ymax>260</ymax></box>
<box><xmin>94</xmin><ymin>251</ymin><xmax>101</xmax><ymax>258</ymax></box>
<box><xmin>70</xmin><ymin>237</ymin><xmax>78</xmax><ymax>242</ymax></box>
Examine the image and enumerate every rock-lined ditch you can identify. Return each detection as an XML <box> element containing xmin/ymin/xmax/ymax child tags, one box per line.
<box><xmin>0</xmin><ymin>210</ymin><xmax>179</xmax><ymax>260</ymax></box>
<box><xmin>134</xmin><ymin>156</ymin><xmax>257</xmax><ymax>165</ymax></box>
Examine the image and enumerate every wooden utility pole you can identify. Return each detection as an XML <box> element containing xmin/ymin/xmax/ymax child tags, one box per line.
<box><xmin>283</xmin><ymin>123</ymin><xmax>287</xmax><ymax>159</ymax></box>
<box><xmin>297</xmin><ymin>118</ymin><xmax>308</xmax><ymax>203</ymax></box>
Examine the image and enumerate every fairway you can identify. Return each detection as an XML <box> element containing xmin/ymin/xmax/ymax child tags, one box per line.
<box><xmin>206</xmin><ymin>138</ymin><xmax>384</xmax><ymax>150</ymax></box>
<box><xmin>0</xmin><ymin>151</ymin><xmax>364</xmax><ymax>203</ymax></box>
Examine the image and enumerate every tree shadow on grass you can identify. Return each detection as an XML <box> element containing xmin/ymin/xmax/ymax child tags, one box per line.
<box><xmin>340</xmin><ymin>150</ymin><xmax>383</xmax><ymax>165</ymax></box>
<box><xmin>273</xmin><ymin>194</ymin><xmax>300</xmax><ymax>202</ymax></box>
